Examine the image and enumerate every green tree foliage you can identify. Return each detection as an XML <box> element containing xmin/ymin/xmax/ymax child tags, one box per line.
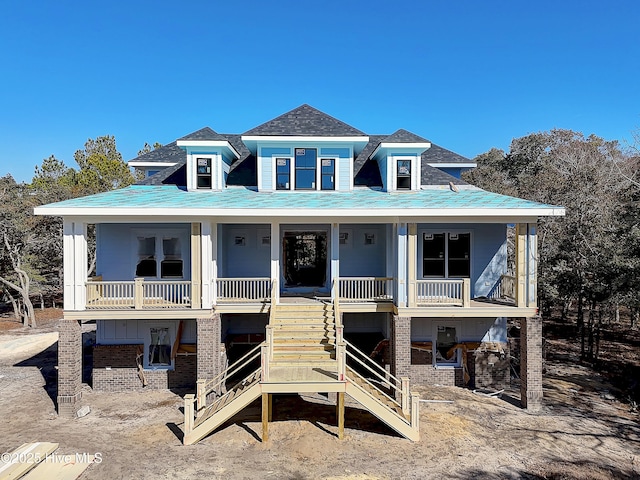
<box><xmin>74</xmin><ymin>135</ymin><xmax>136</xmax><ymax>193</ymax></box>
<box><xmin>465</xmin><ymin>130</ymin><xmax>636</xmax><ymax>361</ymax></box>
<box><xmin>0</xmin><ymin>136</ymin><xmax>135</xmax><ymax>325</ymax></box>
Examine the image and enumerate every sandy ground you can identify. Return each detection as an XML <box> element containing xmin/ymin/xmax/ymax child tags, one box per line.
<box><xmin>0</xmin><ymin>314</ymin><xmax>638</xmax><ymax>479</ymax></box>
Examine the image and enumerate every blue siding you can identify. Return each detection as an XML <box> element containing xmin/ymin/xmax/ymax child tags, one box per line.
<box><xmin>220</xmin><ymin>224</ymin><xmax>271</xmax><ymax>277</ymax></box>
<box><xmin>320</xmin><ymin>147</ymin><xmax>349</xmax><ymax>157</ymax></box>
<box><xmin>261</xmin><ymin>157</ymin><xmax>273</xmax><ymax>190</ymax></box>
<box><xmin>339</xmin><ymin>224</ymin><xmax>386</xmax><ymax>277</ymax></box>
<box><xmin>262</xmin><ymin>147</ymin><xmax>292</xmax><ymax>157</ymax></box>
<box><xmin>417</xmin><ymin>223</ymin><xmax>506</xmax><ymax>298</ymax></box>
<box><xmin>96</xmin><ymin>223</ymin><xmax>191</xmax><ymax>281</ymax></box>
<box><xmin>376</xmin><ymin>156</ymin><xmax>388</xmax><ymax>191</ymax></box>
<box><xmin>338</xmin><ymin>157</ymin><xmax>351</xmax><ymax>190</ymax></box>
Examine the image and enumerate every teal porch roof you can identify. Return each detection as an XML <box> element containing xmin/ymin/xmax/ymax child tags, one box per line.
<box><xmin>35</xmin><ymin>185</ymin><xmax>565</xmax><ymax>219</ymax></box>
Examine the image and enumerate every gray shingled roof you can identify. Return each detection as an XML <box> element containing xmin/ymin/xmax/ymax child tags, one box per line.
<box><xmin>178</xmin><ymin>126</ymin><xmax>228</xmax><ymax>142</ymax></box>
<box><xmin>422</xmin><ymin>143</ymin><xmax>471</xmax><ymax>164</ymax></box>
<box><xmin>243</xmin><ymin>104</ymin><xmax>366</xmax><ymax>136</ymax></box>
<box><xmin>128</xmin><ymin>141</ymin><xmax>185</xmax><ymax>165</ymax></box>
<box><xmin>134</xmin><ymin>106</ymin><xmax>471</xmax><ymax>188</ymax></box>
<box><xmin>382</xmin><ymin>129</ymin><xmax>430</xmax><ymax>144</ymax></box>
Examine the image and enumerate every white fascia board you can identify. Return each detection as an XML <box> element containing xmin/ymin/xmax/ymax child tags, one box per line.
<box><xmin>241</xmin><ymin>135</ymin><xmax>370</xmax><ymax>143</ymax></box>
<box><xmin>371</xmin><ymin>142</ymin><xmax>432</xmax><ymax>159</ymax></box>
<box><xmin>176</xmin><ymin>140</ymin><xmax>240</xmax><ymax>159</ymax></box>
<box><xmin>34</xmin><ymin>206</ymin><xmax>566</xmax><ymax>218</ymax></box>
<box><xmin>378</xmin><ymin>142</ymin><xmax>431</xmax><ymax>150</ymax></box>
<box><xmin>127</xmin><ymin>161</ymin><xmax>179</xmax><ymax>168</ymax></box>
<box><xmin>427</xmin><ymin>162</ymin><xmax>477</xmax><ymax>168</ymax></box>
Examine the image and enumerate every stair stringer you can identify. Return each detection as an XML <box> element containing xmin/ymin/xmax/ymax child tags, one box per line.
<box><xmin>345</xmin><ymin>380</ymin><xmax>420</xmax><ymax>441</ymax></box>
<box><xmin>184</xmin><ymin>381</ymin><xmax>262</xmax><ymax>445</ymax></box>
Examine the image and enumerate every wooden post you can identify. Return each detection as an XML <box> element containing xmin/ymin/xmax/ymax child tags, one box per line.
<box><xmin>337</xmin><ymin>342</ymin><xmax>346</xmax><ymax>381</ymax></box>
<box><xmin>261</xmin><ymin>344</ymin><xmax>269</xmax><ymax>382</ymax></box>
<box><xmin>134</xmin><ymin>278</ymin><xmax>144</xmax><ymax>309</ymax></box>
<box><xmin>268</xmin><ymin>393</ymin><xmax>273</xmax><ymax>422</ymax></box>
<box><xmin>401</xmin><ymin>377</ymin><xmax>410</xmax><ymax>415</ymax></box>
<box><xmin>337</xmin><ymin>392</ymin><xmax>345</xmax><ymax>440</ymax></box>
<box><xmin>411</xmin><ymin>392</ymin><xmax>420</xmax><ymax>435</ymax></box>
<box><xmin>462</xmin><ymin>278</ymin><xmax>471</xmax><ymax>308</ymax></box>
<box><xmin>196</xmin><ymin>379</ymin><xmax>206</xmax><ymax>411</ymax></box>
<box><xmin>262</xmin><ymin>393</ymin><xmax>270</xmax><ymax>442</ymax></box>
<box><xmin>184</xmin><ymin>394</ymin><xmax>195</xmax><ymax>436</ymax></box>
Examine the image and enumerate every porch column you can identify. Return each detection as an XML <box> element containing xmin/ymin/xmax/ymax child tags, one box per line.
<box><xmin>57</xmin><ymin>319</ymin><xmax>83</xmax><ymax>418</ymax></box>
<box><xmin>200</xmin><ymin>221</ymin><xmax>213</xmax><ymax>309</ymax></box>
<box><xmin>270</xmin><ymin>222</ymin><xmax>280</xmax><ymax>304</ymax></box>
<box><xmin>63</xmin><ymin>220</ymin><xmax>87</xmax><ymax>311</ymax></box>
<box><xmin>212</xmin><ymin>222</ymin><xmax>218</xmax><ymax>305</ymax></box>
<box><xmin>396</xmin><ymin>224</ymin><xmax>408</xmax><ymax>308</ymax></box>
<box><xmin>330</xmin><ymin>223</ymin><xmax>340</xmax><ymax>301</ymax></box>
<box><xmin>197</xmin><ymin>314</ymin><xmax>222</xmax><ymax>382</ymax></box>
<box><xmin>515</xmin><ymin>223</ymin><xmax>527</xmax><ymax>308</ymax></box>
<box><xmin>191</xmin><ymin>223</ymin><xmax>202</xmax><ymax>309</ymax></box>
<box><xmin>391</xmin><ymin>315</ymin><xmax>411</xmax><ymax>381</ymax></box>
<box><xmin>527</xmin><ymin>223</ymin><xmax>538</xmax><ymax>309</ymax></box>
<box><xmin>520</xmin><ymin>315</ymin><xmax>543</xmax><ymax>411</ymax></box>
<box><xmin>407</xmin><ymin>223</ymin><xmax>417</xmax><ymax>308</ymax></box>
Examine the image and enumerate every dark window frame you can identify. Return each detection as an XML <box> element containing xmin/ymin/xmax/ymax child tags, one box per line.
<box><xmin>276</xmin><ymin>157</ymin><xmax>291</xmax><ymax>190</ymax></box>
<box><xmin>397</xmin><ymin>159</ymin><xmax>411</xmax><ymax>190</ymax></box>
<box><xmin>320</xmin><ymin>158</ymin><xmax>335</xmax><ymax>190</ymax></box>
<box><xmin>422</xmin><ymin>232</ymin><xmax>470</xmax><ymax>278</ymax></box>
<box><xmin>196</xmin><ymin>157</ymin><xmax>212</xmax><ymax>189</ymax></box>
<box><xmin>294</xmin><ymin>148</ymin><xmax>317</xmax><ymax>190</ymax></box>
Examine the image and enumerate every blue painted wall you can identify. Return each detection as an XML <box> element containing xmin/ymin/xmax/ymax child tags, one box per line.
<box><xmin>339</xmin><ymin>224</ymin><xmax>387</xmax><ymax>277</ymax></box>
<box><xmin>219</xmin><ymin>224</ymin><xmax>271</xmax><ymax>278</ymax></box>
<box><xmin>410</xmin><ymin>317</ymin><xmax>507</xmax><ymax>343</ymax></box>
<box><xmin>96</xmin><ymin>223</ymin><xmax>191</xmax><ymax>281</ymax></box>
<box><xmin>417</xmin><ymin>223</ymin><xmax>506</xmax><ymax>298</ymax></box>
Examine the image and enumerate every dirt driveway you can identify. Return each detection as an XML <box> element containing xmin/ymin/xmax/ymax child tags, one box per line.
<box><xmin>0</xmin><ymin>316</ymin><xmax>638</xmax><ymax>479</ymax></box>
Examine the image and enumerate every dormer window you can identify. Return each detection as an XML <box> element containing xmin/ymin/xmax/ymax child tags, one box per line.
<box><xmin>276</xmin><ymin>158</ymin><xmax>291</xmax><ymax>190</ymax></box>
<box><xmin>397</xmin><ymin>160</ymin><xmax>411</xmax><ymax>190</ymax></box>
<box><xmin>321</xmin><ymin>159</ymin><xmax>335</xmax><ymax>190</ymax></box>
<box><xmin>197</xmin><ymin>158</ymin><xmax>212</xmax><ymax>189</ymax></box>
<box><xmin>295</xmin><ymin>148</ymin><xmax>317</xmax><ymax>190</ymax></box>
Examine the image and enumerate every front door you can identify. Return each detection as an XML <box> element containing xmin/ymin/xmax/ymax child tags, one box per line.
<box><xmin>282</xmin><ymin>231</ymin><xmax>328</xmax><ymax>288</ymax></box>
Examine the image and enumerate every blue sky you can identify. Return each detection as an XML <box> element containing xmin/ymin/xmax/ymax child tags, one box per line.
<box><xmin>1</xmin><ymin>0</ymin><xmax>638</xmax><ymax>183</ymax></box>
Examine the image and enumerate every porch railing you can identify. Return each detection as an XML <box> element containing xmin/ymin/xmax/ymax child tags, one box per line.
<box><xmin>85</xmin><ymin>278</ymin><xmax>192</xmax><ymax>310</ymax></box>
<box><xmin>216</xmin><ymin>278</ymin><xmax>272</xmax><ymax>303</ymax></box>
<box><xmin>338</xmin><ymin>277</ymin><xmax>393</xmax><ymax>302</ymax></box>
<box><xmin>487</xmin><ymin>274</ymin><xmax>516</xmax><ymax>303</ymax></box>
<box><xmin>416</xmin><ymin>278</ymin><xmax>471</xmax><ymax>307</ymax></box>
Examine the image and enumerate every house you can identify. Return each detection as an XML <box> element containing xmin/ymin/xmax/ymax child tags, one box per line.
<box><xmin>35</xmin><ymin>105</ymin><xmax>564</xmax><ymax>443</ymax></box>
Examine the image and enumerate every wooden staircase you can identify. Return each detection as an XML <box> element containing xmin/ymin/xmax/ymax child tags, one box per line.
<box><xmin>183</xmin><ymin>300</ymin><xmax>420</xmax><ymax>444</ymax></box>
<box><xmin>269</xmin><ymin>302</ymin><xmax>336</xmax><ymax>365</ymax></box>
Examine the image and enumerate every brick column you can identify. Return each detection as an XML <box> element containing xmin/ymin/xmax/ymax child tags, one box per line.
<box><xmin>520</xmin><ymin>315</ymin><xmax>543</xmax><ymax>411</ymax></box>
<box><xmin>58</xmin><ymin>319</ymin><xmax>83</xmax><ymax>418</ymax></box>
<box><xmin>391</xmin><ymin>315</ymin><xmax>411</xmax><ymax>379</ymax></box>
<box><xmin>197</xmin><ymin>314</ymin><xmax>222</xmax><ymax>381</ymax></box>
